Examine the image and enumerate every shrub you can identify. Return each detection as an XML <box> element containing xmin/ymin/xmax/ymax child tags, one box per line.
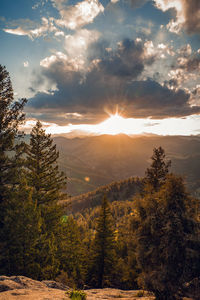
<box><xmin>67</xmin><ymin>289</ymin><xmax>87</xmax><ymax>300</ymax></box>
<box><xmin>136</xmin><ymin>290</ymin><xmax>144</xmax><ymax>297</ymax></box>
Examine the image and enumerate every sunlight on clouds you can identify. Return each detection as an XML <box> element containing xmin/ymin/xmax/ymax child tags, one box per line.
<box><xmin>65</xmin><ymin>29</ymin><xmax>100</xmax><ymax>58</ymax></box>
<box><xmin>153</xmin><ymin>0</ymin><xmax>185</xmax><ymax>33</ymax></box>
<box><xmin>40</xmin><ymin>52</ymin><xmax>67</xmax><ymax>68</ymax></box>
<box><xmin>56</xmin><ymin>0</ymin><xmax>104</xmax><ymax>30</ymax></box>
<box><xmin>23</xmin><ymin>114</ymin><xmax>200</xmax><ymax>136</ymax></box>
<box><xmin>4</xmin><ymin>27</ymin><xmax>28</xmax><ymax>36</ymax></box>
<box><xmin>4</xmin><ymin>17</ymin><xmax>57</xmax><ymax>39</ymax></box>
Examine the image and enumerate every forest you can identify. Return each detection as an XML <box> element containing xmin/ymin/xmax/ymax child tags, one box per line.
<box><xmin>0</xmin><ymin>64</ymin><xmax>199</xmax><ymax>300</ymax></box>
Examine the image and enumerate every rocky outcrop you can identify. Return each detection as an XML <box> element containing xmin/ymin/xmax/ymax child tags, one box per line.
<box><xmin>0</xmin><ymin>276</ymin><xmax>195</xmax><ymax>300</ymax></box>
<box><xmin>0</xmin><ymin>276</ymin><xmax>68</xmax><ymax>299</ymax></box>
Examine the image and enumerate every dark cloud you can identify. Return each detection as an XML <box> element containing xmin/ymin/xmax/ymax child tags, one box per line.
<box><xmin>28</xmin><ymin>38</ymin><xmax>200</xmax><ymax>122</ymax></box>
<box><xmin>125</xmin><ymin>79</ymin><xmax>200</xmax><ymax>118</ymax></box>
<box><xmin>183</xmin><ymin>0</ymin><xmax>200</xmax><ymax>34</ymax></box>
<box><xmin>97</xmin><ymin>39</ymin><xmax>146</xmax><ymax>79</ymax></box>
<box><xmin>164</xmin><ymin>78</ymin><xmax>178</xmax><ymax>89</ymax></box>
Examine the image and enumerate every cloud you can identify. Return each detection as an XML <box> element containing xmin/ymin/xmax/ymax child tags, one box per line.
<box><xmin>170</xmin><ymin>47</ymin><xmax>200</xmax><ymax>77</ymax></box>
<box><xmin>65</xmin><ymin>29</ymin><xmax>101</xmax><ymax>58</ymax></box>
<box><xmin>23</xmin><ymin>61</ymin><xmax>29</xmax><ymax>67</ymax></box>
<box><xmin>95</xmin><ymin>39</ymin><xmax>149</xmax><ymax>79</ymax></box>
<box><xmin>40</xmin><ymin>51</ymin><xmax>85</xmax><ymax>73</ymax></box>
<box><xmin>4</xmin><ymin>27</ymin><xmax>29</xmax><ymax>36</ymax></box>
<box><xmin>111</xmin><ymin>0</ymin><xmax>119</xmax><ymax>3</ymax></box>
<box><xmin>182</xmin><ymin>0</ymin><xmax>200</xmax><ymax>34</ymax></box>
<box><xmin>55</xmin><ymin>31</ymin><xmax>65</xmax><ymax>36</ymax></box>
<box><xmin>178</xmin><ymin>53</ymin><xmax>200</xmax><ymax>72</ymax></box>
<box><xmin>55</xmin><ymin>0</ymin><xmax>104</xmax><ymax>30</ymax></box>
<box><xmin>177</xmin><ymin>44</ymin><xmax>192</xmax><ymax>57</ymax></box>
<box><xmin>40</xmin><ymin>52</ymin><xmax>68</xmax><ymax>68</ymax></box>
<box><xmin>153</xmin><ymin>0</ymin><xmax>200</xmax><ymax>34</ymax></box>
<box><xmin>27</xmin><ymin>37</ymin><xmax>200</xmax><ymax>122</ymax></box>
<box><xmin>125</xmin><ymin>79</ymin><xmax>200</xmax><ymax>118</ymax></box>
<box><xmin>3</xmin><ymin>17</ymin><xmax>57</xmax><ymax>39</ymax></box>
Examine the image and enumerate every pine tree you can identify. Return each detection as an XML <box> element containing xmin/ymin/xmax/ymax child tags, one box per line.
<box><xmin>145</xmin><ymin>146</ymin><xmax>171</xmax><ymax>192</ymax></box>
<box><xmin>57</xmin><ymin>216</ymin><xmax>85</xmax><ymax>287</ymax></box>
<box><xmin>26</xmin><ymin>120</ymin><xmax>66</xmax><ymax>207</ymax></box>
<box><xmin>0</xmin><ymin>176</ymin><xmax>42</xmax><ymax>278</ymax></box>
<box><xmin>26</xmin><ymin>121</ymin><xmax>67</xmax><ymax>279</ymax></box>
<box><xmin>0</xmin><ymin>65</ymin><xmax>26</xmax><ymax>221</ymax></box>
<box><xmin>88</xmin><ymin>195</ymin><xmax>117</xmax><ymax>288</ymax></box>
<box><xmin>26</xmin><ymin>121</ymin><xmax>67</xmax><ymax>230</ymax></box>
<box><xmin>135</xmin><ymin>174</ymin><xmax>196</xmax><ymax>300</ymax></box>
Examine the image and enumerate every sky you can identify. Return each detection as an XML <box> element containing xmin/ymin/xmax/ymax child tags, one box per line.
<box><xmin>0</xmin><ymin>0</ymin><xmax>200</xmax><ymax>136</ymax></box>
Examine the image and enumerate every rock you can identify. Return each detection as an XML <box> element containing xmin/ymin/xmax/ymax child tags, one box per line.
<box><xmin>0</xmin><ymin>276</ymin><xmax>24</xmax><ymax>292</ymax></box>
<box><xmin>42</xmin><ymin>280</ymin><xmax>69</xmax><ymax>290</ymax></box>
<box><xmin>0</xmin><ymin>276</ymin><xmax>69</xmax><ymax>299</ymax></box>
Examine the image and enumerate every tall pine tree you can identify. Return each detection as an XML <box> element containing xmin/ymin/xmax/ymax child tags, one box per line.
<box><xmin>26</xmin><ymin>121</ymin><xmax>66</xmax><ymax>207</ymax></box>
<box><xmin>0</xmin><ymin>65</ymin><xmax>27</xmax><ymax>274</ymax></box>
<box><xmin>88</xmin><ymin>195</ymin><xmax>117</xmax><ymax>288</ymax></box>
<box><xmin>0</xmin><ymin>65</ymin><xmax>26</xmax><ymax>218</ymax></box>
<box><xmin>26</xmin><ymin>121</ymin><xmax>67</xmax><ymax>279</ymax></box>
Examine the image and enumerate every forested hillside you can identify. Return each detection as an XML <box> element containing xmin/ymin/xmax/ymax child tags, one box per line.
<box><xmin>64</xmin><ymin>177</ymin><xmax>143</xmax><ymax>213</ymax></box>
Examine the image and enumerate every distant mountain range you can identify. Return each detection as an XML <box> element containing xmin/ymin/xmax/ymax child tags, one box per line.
<box><xmin>54</xmin><ymin>134</ymin><xmax>200</xmax><ymax>197</ymax></box>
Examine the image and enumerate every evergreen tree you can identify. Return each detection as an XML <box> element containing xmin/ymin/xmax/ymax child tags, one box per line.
<box><xmin>26</xmin><ymin>121</ymin><xmax>67</xmax><ymax>230</ymax></box>
<box><xmin>0</xmin><ymin>65</ymin><xmax>27</xmax><ymax>275</ymax></box>
<box><xmin>57</xmin><ymin>216</ymin><xmax>85</xmax><ymax>287</ymax></box>
<box><xmin>135</xmin><ymin>174</ymin><xmax>196</xmax><ymax>300</ymax></box>
<box><xmin>0</xmin><ymin>65</ymin><xmax>26</xmax><ymax>220</ymax></box>
<box><xmin>26</xmin><ymin>121</ymin><xmax>67</xmax><ymax>279</ymax></box>
<box><xmin>88</xmin><ymin>195</ymin><xmax>117</xmax><ymax>288</ymax></box>
<box><xmin>145</xmin><ymin>146</ymin><xmax>171</xmax><ymax>192</ymax></box>
<box><xmin>26</xmin><ymin>120</ymin><xmax>66</xmax><ymax>207</ymax></box>
<box><xmin>0</xmin><ymin>176</ymin><xmax>42</xmax><ymax>278</ymax></box>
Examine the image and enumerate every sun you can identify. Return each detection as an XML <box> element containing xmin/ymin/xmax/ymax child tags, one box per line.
<box><xmin>87</xmin><ymin>112</ymin><xmax>146</xmax><ymax>135</ymax></box>
<box><xmin>97</xmin><ymin>113</ymin><xmax>128</xmax><ymax>135</ymax></box>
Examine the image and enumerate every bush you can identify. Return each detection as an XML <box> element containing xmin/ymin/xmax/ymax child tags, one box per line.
<box><xmin>136</xmin><ymin>290</ymin><xmax>144</xmax><ymax>297</ymax></box>
<box><xmin>67</xmin><ymin>289</ymin><xmax>87</xmax><ymax>300</ymax></box>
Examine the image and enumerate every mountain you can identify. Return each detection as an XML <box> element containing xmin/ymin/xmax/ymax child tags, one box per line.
<box><xmin>54</xmin><ymin>134</ymin><xmax>200</xmax><ymax>196</ymax></box>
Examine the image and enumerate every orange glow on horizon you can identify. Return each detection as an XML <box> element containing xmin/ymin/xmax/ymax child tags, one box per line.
<box><xmin>22</xmin><ymin>113</ymin><xmax>200</xmax><ymax>136</ymax></box>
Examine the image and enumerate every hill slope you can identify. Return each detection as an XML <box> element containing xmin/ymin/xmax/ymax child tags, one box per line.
<box><xmin>63</xmin><ymin>177</ymin><xmax>143</xmax><ymax>213</ymax></box>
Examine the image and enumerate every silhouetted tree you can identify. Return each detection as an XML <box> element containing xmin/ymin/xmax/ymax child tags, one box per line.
<box><xmin>0</xmin><ymin>65</ymin><xmax>27</xmax><ymax>274</ymax></box>
<box><xmin>0</xmin><ymin>65</ymin><xmax>26</xmax><ymax>220</ymax></box>
<box><xmin>145</xmin><ymin>146</ymin><xmax>171</xmax><ymax>192</ymax></box>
